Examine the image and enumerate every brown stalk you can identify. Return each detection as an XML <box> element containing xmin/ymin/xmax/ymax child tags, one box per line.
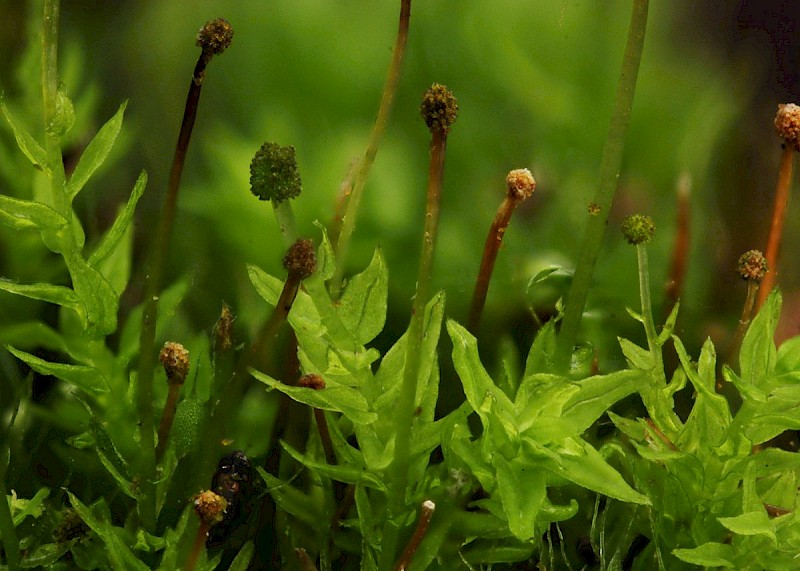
<box><xmin>664</xmin><ymin>174</ymin><xmax>691</xmax><ymax>311</ymax></box>
<box><xmin>467</xmin><ymin>169</ymin><xmax>535</xmax><ymax>333</ymax></box>
<box><xmin>393</xmin><ymin>500</ymin><xmax>436</xmax><ymax>571</ymax></box>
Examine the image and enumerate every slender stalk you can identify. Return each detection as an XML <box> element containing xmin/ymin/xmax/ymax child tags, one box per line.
<box><xmin>731</xmin><ymin>250</ymin><xmax>768</xmax><ymax>368</ymax></box>
<box><xmin>136</xmin><ymin>21</ymin><xmax>232</xmax><ymax>530</ymax></box>
<box><xmin>555</xmin><ymin>0</ymin><xmax>649</xmax><ymax>371</ymax></box>
<box><xmin>467</xmin><ymin>169</ymin><xmax>535</xmax><ymax>333</ymax></box>
<box><xmin>758</xmin><ymin>144</ymin><xmax>793</xmax><ymax>308</ymax></box>
<box><xmin>730</xmin><ymin>280</ymin><xmax>758</xmax><ymax>366</ymax></box>
<box><xmin>381</xmin><ymin>84</ymin><xmax>456</xmax><ymax>569</ymax></box>
<box><xmin>331</xmin><ymin>0</ymin><xmax>412</xmax><ymax>298</ymax></box>
<box><xmin>298</xmin><ymin>374</ymin><xmax>336</xmax><ymax>465</ymax></box>
<box><xmin>295</xmin><ymin>548</ymin><xmax>319</xmax><ymax>571</ymax></box>
<box><xmin>393</xmin><ymin>500</ymin><xmax>436</xmax><ymax>571</ymax></box>
<box><xmin>273</xmin><ymin>200</ymin><xmax>299</xmax><ymax>248</ymax></box>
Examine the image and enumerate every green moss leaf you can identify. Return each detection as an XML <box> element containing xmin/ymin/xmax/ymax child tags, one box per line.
<box><xmin>718</xmin><ymin>511</ymin><xmax>776</xmax><ymax>542</ymax></box>
<box><xmin>0</xmin><ymin>279</ymin><xmax>80</xmax><ymax>310</ymax></box>
<box><xmin>0</xmin><ymin>194</ymin><xmax>67</xmax><ymax>234</ymax></box>
<box><xmin>7</xmin><ymin>345</ymin><xmax>109</xmax><ymax>394</ymax></box>
<box><xmin>0</xmin><ymin>99</ymin><xmax>46</xmax><ymax>169</ymax></box>
<box><xmin>251</xmin><ymin>369</ymin><xmax>377</xmax><ymax>424</ymax></box>
<box><xmin>336</xmin><ymin>247</ymin><xmax>387</xmax><ymax>345</ymax></box>
<box><xmin>673</xmin><ymin>542</ymin><xmax>734</xmax><ymax>567</ymax></box>
<box><xmin>66</xmin><ymin>492</ymin><xmax>150</xmax><ymax>571</ymax></box>
<box><xmin>67</xmin><ymin>101</ymin><xmax>127</xmax><ymax>201</ymax></box>
<box><xmin>494</xmin><ymin>454</ymin><xmax>546</xmax><ymax>540</ymax></box>
<box><xmin>88</xmin><ymin>170</ymin><xmax>146</xmax><ymax>268</ymax></box>
<box><xmin>740</xmin><ymin>290</ymin><xmax>781</xmax><ymax>390</ymax></box>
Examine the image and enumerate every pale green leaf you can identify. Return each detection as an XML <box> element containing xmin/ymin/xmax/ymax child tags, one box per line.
<box><xmin>336</xmin><ymin>247</ymin><xmax>387</xmax><ymax>345</ymax></box>
<box><xmin>718</xmin><ymin>511</ymin><xmax>776</xmax><ymax>542</ymax></box>
<box><xmin>0</xmin><ymin>194</ymin><xmax>67</xmax><ymax>233</ymax></box>
<box><xmin>740</xmin><ymin>290</ymin><xmax>780</xmax><ymax>389</ymax></box>
<box><xmin>494</xmin><ymin>454</ymin><xmax>546</xmax><ymax>540</ymax></box>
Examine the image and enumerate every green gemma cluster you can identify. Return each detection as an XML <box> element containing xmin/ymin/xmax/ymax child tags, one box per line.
<box><xmin>249</xmin><ymin>141</ymin><xmax>302</xmax><ymax>203</ymax></box>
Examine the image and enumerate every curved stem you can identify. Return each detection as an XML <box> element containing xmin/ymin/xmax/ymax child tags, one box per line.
<box><xmin>555</xmin><ymin>0</ymin><xmax>649</xmax><ymax>371</ymax></box>
<box><xmin>332</xmin><ymin>0</ymin><xmax>412</xmax><ymax>298</ymax></box>
<box><xmin>758</xmin><ymin>144</ymin><xmax>794</xmax><ymax>308</ymax></box>
<box><xmin>468</xmin><ymin>195</ymin><xmax>518</xmax><ymax>333</ymax></box>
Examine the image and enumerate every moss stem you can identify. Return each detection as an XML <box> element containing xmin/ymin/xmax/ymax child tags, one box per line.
<box><xmin>555</xmin><ymin>0</ymin><xmax>649</xmax><ymax>371</ymax></box>
<box><xmin>331</xmin><ymin>0</ymin><xmax>412</xmax><ymax>298</ymax></box>
<box><xmin>758</xmin><ymin>144</ymin><xmax>793</xmax><ymax>308</ymax></box>
<box><xmin>136</xmin><ymin>24</ymin><xmax>230</xmax><ymax>529</ymax></box>
<box><xmin>664</xmin><ymin>174</ymin><xmax>691</xmax><ymax>312</ymax></box>
<box><xmin>380</xmin><ymin>121</ymin><xmax>448</xmax><ymax>570</ymax></box>
<box><xmin>0</xmin><ymin>446</ymin><xmax>20</xmax><ymax>570</ymax></box>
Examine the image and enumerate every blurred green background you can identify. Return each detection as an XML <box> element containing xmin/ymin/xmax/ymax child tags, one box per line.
<box><xmin>2</xmin><ymin>0</ymin><xmax>800</xmax><ymax>366</ymax></box>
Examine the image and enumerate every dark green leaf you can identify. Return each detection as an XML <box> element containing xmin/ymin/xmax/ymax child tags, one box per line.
<box><xmin>66</xmin><ymin>492</ymin><xmax>149</xmax><ymax>571</ymax></box>
<box><xmin>280</xmin><ymin>440</ymin><xmax>386</xmax><ymax>490</ymax></box>
<box><xmin>7</xmin><ymin>346</ymin><xmax>109</xmax><ymax>393</ymax></box>
<box><xmin>255</xmin><ymin>467</ymin><xmax>322</xmax><ymax>527</ymax></box>
<box><xmin>228</xmin><ymin>541</ymin><xmax>255</xmax><ymax>571</ymax></box>
<box><xmin>67</xmin><ymin>102</ymin><xmax>127</xmax><ymax>200</ymax></box>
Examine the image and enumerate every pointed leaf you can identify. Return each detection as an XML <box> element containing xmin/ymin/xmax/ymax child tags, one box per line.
<box><xmin>66</xmin><ymin>492</ymin><xmax>149</xmax><ymax>571</ymax></box>
<box><xmin>657</xmin><ymin>301</ymin><xmax>680</xmax><ymax>345</ymax></box>
<box><xmin>0</xmin><ymin>279</ymin><xmax>79</xmax><ymax>310</ymax></box>
<box><xmin>336</xmin><ymin>247</ymin><xmax>387</xmax><ymax>345</ymax></box>
<box><xmin>88</xmin><ymin>170</ymin><xmax>146</xmax><ymax>267</ymax></box>
<box><xmin>0</xmin><ymin>99</ymin><xmax>46</xmax><ymax>168</ymax></box>
<box><xmin>524</xmin><ymin>320</ymin><xmax>557</xmax><ymax>376</ymax></box>
<box><xmin>0</xmin><ymin>194</ymin><xmax>68</xmax><ymax>233</ymax></box>
<box><xmin>64</xmin><ymin>250</ymin><xmax>118</xmax><ymax>336</ymax></box>
<box><xmin>7</xmin><ymin>345</ymin><xmax>109</xmax><ymax>393</ymax></box>
<box><xmin>618</xmin><ymin>337</ymin><xmax>654</xmax><ymax>370</ymax></box>
<box><xmin>740</xmin><ymin>290</ymin><xmax>780</xmax><ymax>389</ymax></box>
<box><xmin>67</xmin><ymin>102</ymin><xmax>127</xmax><ymax>200</ymax></box>
<box><xmin>228</xmin><ymin>542</ymin><xmax>255</xmax><ymax>571</ymax></box>
<box><xmin>718</xmin><ymin>511</ymin><xmax>776</xmax><ymax>542</ymax></box>
<box><xmin>673</xmin><ymin>542</ymin><xmax>734</xmax><ymax>567</ymax></box>
<box><xmin>251</xmin><ymin>369</ymin><xmax>377</xmax><ymax>424</ymax></box>
<box><xmin>494</xmin><ymin>454</ymin><xmax>546</xmax><ymax>540</ymax></box>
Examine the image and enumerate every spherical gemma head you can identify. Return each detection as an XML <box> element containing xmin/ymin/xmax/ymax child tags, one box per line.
<box><xmin>621</xmin><ymin>214</ymin><xmax>655</xmax><ymax>245</ymax></box>
<box><xmin>505</xmin><ymin>168</ymin><xmax>536</xmax><ymax>201</ymax></box>
<box><xmin>775</xmin><ymin>103</ymin><xmax>800</xmax><ymax>152</ymax></box>
<box><xmin>197</xmin><ymin>19</ymin><xmax>234</xmax><ymax>55</ymax></box>
<box><xmin>420</xmin><ymin>84</ymin><xmax>458</xmax><ymax>134</ymax></box>
<box><xmin>737</xmin><ymin>249</ymin><xmax>768</xmax><ymax>282</ymax></box>
<box><xmin>250</xmin><ymin>142</ymin><xmax>302</xmax><ymax>203</ymax></box>
<box><xmin>283</xmin><ymin>239</ymin><xmax>317</xmax><ymax>279</ymax></box>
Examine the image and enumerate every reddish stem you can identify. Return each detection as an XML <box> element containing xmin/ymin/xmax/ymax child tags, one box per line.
<box><xmin>468</xmin><ymin>195</ymin><xmax>519</xmax><ymax>333</ymax></box>
<box><xmin>664</xmin><ymin>174</ymin><xmax>691</xmax><ymax>310</ymax></box>
<box><xmin>758</xmin><ymin>144</ymin><xmax>794</xmax><ymax>308</ymax></box>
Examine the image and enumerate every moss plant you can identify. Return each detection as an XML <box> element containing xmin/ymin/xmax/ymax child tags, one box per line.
<box><xmin>381</xmin><ymin>83</ymin><xmax>457</xmax><ymax>570</ymax></box>
<box><xmin>7</xmin><ymin>3</ymin><xmax>800</xmax><ymax>570</ymax></box>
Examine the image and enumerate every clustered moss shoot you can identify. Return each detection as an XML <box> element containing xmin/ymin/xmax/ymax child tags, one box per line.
<box><xmin>249</xmin><ymin>142</ymin><xmax>302</xmax><ymax>203</ymax></box>
<box><xmin>621</xmin><ymin>214</ymin><xmax>655</xmax><ymax>245</ymax></box>
<box><xmin>420</xmin><ymin>83</ymin><xmax>459</xmax><ymax>134</ymax></box>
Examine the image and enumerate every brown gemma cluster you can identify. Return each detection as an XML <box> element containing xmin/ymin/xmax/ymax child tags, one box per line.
<box><xmin>196</xmin><ymin>18</ymin><xmax>234</xmax><ymax>55</ymax></box>
<box><xmin>298</xmin><ymin>373</ymin><xmax>326</xmax><ymax>390</ymax></box>
<box><xmin>283</xmin><ymin>239</ymin><xmax>317</xmax><ymax>279</ymax></box>
<box><xmin>775</xmin><ymin>103</ymin><xmax>800</xmax><ymax>152</ymax></box>
<box><xmin>505</xmin><ymin>169</ymin><xmax>536</xmax><ymax>201</ymax></box>
<box><xmin>737</xmin><ymin>249</ymin><xmax>768</xmax><ymax>282</ymax></box>
<box><xmin>193</xmin><ymin>490</ymin><xmax>228</xmax><ymax>526</ymax></box>
<box><xmin>159</xmin><ymin>342</ymin><xmax>190</xmax><ymax>386</ymax></box>
<box><xmin>420</xmin><ymin>84</ymin><xmax>458</xmax><ymax>134</ymax></box>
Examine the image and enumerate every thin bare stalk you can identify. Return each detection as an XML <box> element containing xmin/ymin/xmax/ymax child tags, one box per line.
<box><xmin>664</xmin><ymin>174</ymin><xmax>691</xmax><ymax>311</ymax></box>
<box><xmin>136</xmin><ymin>19</ymin><xmax>232</xmax><ymax>530</ymax></box>
<box><xmin>555</xmin><ymin>0</ymin><xmax>649</xmax><ymax>372</ymax></box>
<box><xmin>331</xmin><ymin>0</ymin><xmax>412</xmax><ymax>298</ymax></box>
<box><xmin>731</xmin><ymin>250</ymin><xmax>768</xmax><ymax>367</ymax></box>
<box><xmin>295</xmin><ymin>548</ymin><xmax>319</xmax><ymax>571</ymax></box>
<box><xmin>758</xmin><ymin>143</ymin><xmax>794</xmax><ymax>308</ymax></box>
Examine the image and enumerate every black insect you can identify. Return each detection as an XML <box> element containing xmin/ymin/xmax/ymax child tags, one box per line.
<box><xmin>206</xmin><ymin>450</ymin><xmax>255</xmax><ymax>548</ymax></box>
